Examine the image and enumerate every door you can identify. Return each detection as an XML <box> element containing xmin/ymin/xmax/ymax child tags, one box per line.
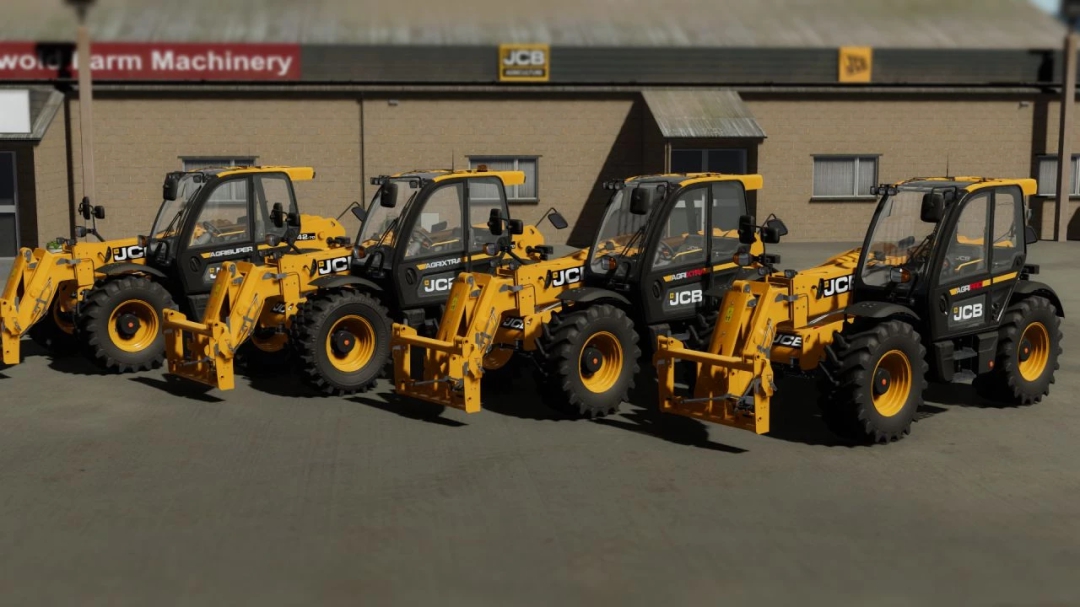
<box><xmin>929</xmin><ymin>188</ymin><xmax>1022</xmax><ymax>338</ymax></box>
<box><xmin>177</xmin><ymin>175</ymin><xmax>259</xmax><ymax>295</ymax></box>
<box><xmin>641</xmin><ymin>184</ymin><xmax>710</xmax><ymax>324</ymax></box>
<box><xmin>0</xmin><ymin>151</ymin><xmax>18</xmax><ymax>258</ymax></box>
<box><xmin>463</xmin><ymin>176</ymin><xmax>511</xmax><ymax>274</ymax></box>
<box><xmin>394</xmin><ymin>181</ymin><xmax>468</xmax><ymax>308</ymax></box>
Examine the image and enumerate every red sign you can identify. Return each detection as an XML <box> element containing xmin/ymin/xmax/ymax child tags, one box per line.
<box><xmin>0</xmin><ymin>42</ymin><xmax>300</xmax><ymax>80</ymax></box>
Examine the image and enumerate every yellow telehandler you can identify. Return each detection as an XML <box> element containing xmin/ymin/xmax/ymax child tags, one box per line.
<box><xmin>392</xmin><ymin>172</ymin><xmax>766</xmax><ymax>418</ymax></box>
<box><xmin>655</xmin><ymin>177</ymin><xmax>1063</xmax><ymax>444</ymax></box>
<box><xmin>1</xmin><ymin>166</ymin><xmax>345</xmax><ymax>372</ymax></box>
<box><xmin>163</xmin><ymin>167</ymin><xmax>564</xmax><ymax>394</ymax></box>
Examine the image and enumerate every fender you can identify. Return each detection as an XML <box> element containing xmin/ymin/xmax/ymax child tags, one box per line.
<box><xmin>843</xmin><ymin>301</ymin><xmax>919</xmax><ymax>321</ymax></box>
<box><xmin>97</xmin><ymin>262</ymin><xmax>167</xmax><ymax>279</ymax></box>
<box><xmin>1011</xmin><ymin>280</ymin><xmax>1064</xmax><ymax>316</ymax></box>
<box><xmin>557</xmin><ymin>286</ymin><xmax>630</xmax><ymax>306</ymax></box>
<box><xmin>309</xmin><ymin>275</ymin><xmax>383</xmax><ymax>292</ymax></box>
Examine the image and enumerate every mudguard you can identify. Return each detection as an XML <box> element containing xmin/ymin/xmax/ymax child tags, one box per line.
<box><xmin>843</xmin><ymin>300</ymin><xmax>919</xmax><ymax>321</ymax></box>
<box><xmin>309</xmin><ymin>275</ymin><xmax>383</xmax><ymax>292</ymax></box>
<box><xmin>1012</xmin><ymin>280</ymin><xmax>1064</xmax><ymax>316</ymax></box>
<box><xmin>97</xmin><ymin>262</ymin><xmax>167</xmax><ymax>279</ymax></box>
<box><xmin>557</xmin><ymin>286</ymin><xmax>631</xmax><ymax>306</ymax></box>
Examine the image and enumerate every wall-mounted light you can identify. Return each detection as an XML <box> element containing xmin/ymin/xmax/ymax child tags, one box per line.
<box><xmin>388</xmin><ymin>99</ymin><xmax>399</xmax><ymax>106</ymax></box>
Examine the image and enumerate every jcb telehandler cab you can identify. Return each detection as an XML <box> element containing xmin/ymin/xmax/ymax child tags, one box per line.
<box><xmin>1</xmin><ymin>165</ymin><xmax>345</xmax><ymax>372</ymax></box>
<box><xmin>164</xmin><ymin>168</ymin><xmax>563</xmax><ymax>395</ymax></box>
<box><xmin>655</xmin><ymin>176</ymin><xmax>1062</xmax><ymax>444</ymax></box>
<box><xmin>392</xmin><ymin>172</ymin><xmax>765</xmax><ymax>418</ymax></box>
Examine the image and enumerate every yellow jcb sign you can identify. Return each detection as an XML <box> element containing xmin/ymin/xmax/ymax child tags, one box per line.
<box><xmin>498</xmin><ymin>44</ymin><xmax>550</xmax><ymax>82</ymax></box>
<box><xmin>839</xmin><ymin>47</ymin><xmax>872</xmax><ymax>83</ymax></box>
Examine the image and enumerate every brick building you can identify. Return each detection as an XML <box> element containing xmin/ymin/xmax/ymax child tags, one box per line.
<box><xmin>0</xmin><ymin>0</ymin><xmax>1075</xmax><ymax>258</ymax></box>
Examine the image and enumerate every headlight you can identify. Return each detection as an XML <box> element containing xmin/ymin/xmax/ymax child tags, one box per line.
<box><xmin>483</xmin><ymin>243</ymin><xmax>500</xmax><ymax>256</ymax></box>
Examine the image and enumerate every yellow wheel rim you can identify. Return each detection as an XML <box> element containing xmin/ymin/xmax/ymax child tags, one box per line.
<box><xmin>251</xmin><ymin>332</ymin><xmax>288</xmax><ymax>353</ymax></box>
<box><xmin>107</xmin><ymin>299</ymin><xmax>159</xmax><ymax>353</ymax></box>
<box><xmin>483</xmin><ymin>348</ymin><xmax>513</xmax><ymax>371</ymax></box>
<box><xmin>578</xmin><ymin>331</ymin><xmax>624</xmax><ymax>393</ymax></box>
<box><xmin>325</xmin><ymin>315</ymin><xmax>376</xmax><ymax>373</ymax></box>
<box><xmin>872</xmin><ymin>350</ymin><xmax>912</xmax><ymax>418</ymax></box>
<box><xmin>1018</xmin><ymin>322</ymin><xmax>1050</xmax><ymax>382</ymax></box>
<box><xmin>54</xmin><ymin>282</ymin><xmax>78</xmax><ymax>335</ymax></box>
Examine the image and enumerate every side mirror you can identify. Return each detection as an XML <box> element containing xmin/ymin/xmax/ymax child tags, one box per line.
<box><xmin>760</xmin><ymin>217</ymin><xmax>788</xmax><ymax>244</ymax></box>
<box><xmin>351</xmin><ymin>204</ymin><xmax>367</xmax><ymax>222</ymax></box>
<box><xmin>379</xmin><ymin>182</ymin><xmax>399</xmax><ymax>208</ymax></box>
<box><xmin>431</xmin><ymin>220</ymin><xmax>448</xmax><ymax>233</ymax></box>
<box><xmin>287</xmin><ymin>211</ymin><xmax>301</xmax><ymax>228</ymax></box>
<box><xmin>548</xmin><ymin>211</ymin><xmax>568</xmax><ymax>230</ymax></box>
<box><xmin>488</xmin><ymin>208</ymin><xmax>504</xmax><ymax>235</ymax></box>
<box><xmin>78</xmin><ymin>196</ymin><xmax>91</xmax><ymax>220</ymax></box>
<box><xmin>507</xmin><ymin>219</ymin><xmax>524</xmax><ymax>235</ymax></box>
<box><xmin>93</xmin><ymin>205</ymin><xmax>106</xmax><ymax>220</ymax></box>
<box><xmin>1025</xmin><ymin>225</ymin><xmax>1039</xmax><ymax>245</ymax></box>
<box><xmin>630</xmin><ymin>187</ymin><xmax>654</xmax><ymax>215</ymax></box>
<box><xmin>163</xmin><ymin>172</ymin><xmax>182</xmax><ymax>201</ymax></box>
<box><xmin>921</xmin><ymin>192</ymin><xmax>945</xmax><ymax>223</ymax></box>
<box><xmin>737</xmin><ymin>214</ymin><xmax>757</xmax><ymax>244</ymax></box>
<box><xmin>271</xmin><ymin>202</ymin><xmax>285</xmax><ymax>228</ymax></box>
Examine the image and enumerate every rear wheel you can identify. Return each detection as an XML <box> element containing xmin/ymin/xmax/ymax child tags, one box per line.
<box><xmin>290</xmin><ymin>290</ymin><xmax>391</xmax><ymax>395</ymax></box>
<box><xmin>818</xmin><ymin>319</ymin><xmax>928</xmax><ymax>444</ymax></box>
<box><xmin>535</xmin><ymin>304</ymin><xmax>639</xmax><ymax>418</ymax></box>
<box><xmin>76</xmin><ymin>275</ymin><xmax>176</xmax><ymax>372</ymax></box>
<box><xmin>975</xmin><ymin>296</ymin><xmax>1061</xmax><ymax>405</ymax></box>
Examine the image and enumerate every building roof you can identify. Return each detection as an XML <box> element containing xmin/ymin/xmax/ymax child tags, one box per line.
<box><xmin>643</xmin><ymin>89</ymin><xmax>766</xmax><ymax>139</ymax></box>
<box><xmin>0</xmin><ymin>0</ymin><xmax>1066</xmax><ymax>49</ymax></box>
<box><xmin>0</xmin><ymin>87</ymin><xmax>62</xmax><ymax>141</ymax></box>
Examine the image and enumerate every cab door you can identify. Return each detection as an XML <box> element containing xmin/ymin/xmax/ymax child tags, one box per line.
<box><xmin>463</xmin><ymin>176</ymin><xmax>511</xmax><ymax>274</ymax></box>
<box><xmin>704</xmin><ymin>180</ymin><xmax>749</xmax><ymax>291</ymax></box>
<box><xmin>929</xmin><ymin>188</ymin><xmax>1023</xmax><ymax>339</ymax></box>
<box><xmin>393</xmin><ymin>180</ymin><xmax>468</xmax><ymax>309</ymax></box>
<box><xmin>639</xmin><ymin>184</ymin><xmax>711</xmax><ymax>325</ymax></box>
<box><xmin>176</xmin><ymin>175</ymin><xmax>260</xmax><ymax>296</ymax></box>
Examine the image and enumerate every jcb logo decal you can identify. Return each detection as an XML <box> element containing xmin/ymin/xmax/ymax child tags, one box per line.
<box><xmin>668</xmin><ymin>289</ymin><xmax>703</xmax><ymax>307</ymax></box>
<box><xmin>316</xmin><ymin>256</ymin><xmax>351</xmax><ymax>276</ymax></box>
<box><xmin>818</xmin><ymin>275</ymin><xmax>853</xmax><ymax>299</ymax></box>
<box><xmin>839</xmin><ymin>46</ymin><xmax>872</xmax><ymax>83</ymax></box>
<box><xmin>500</xmin><ymin>317</ymin><xmax>525</xmax><ymax>331</ymax></box>
<box><xmin>773</xmin><ymin>334</ymin><xmax>803</xmax><ymax>349</ymax></box>
<box><xmin>499</xmin><ymin>44</ymin><xmax>549</xmax><ymax>82</ymax></box>
<box><xmin>270</xmin><ymin>302</ymin><xmax>287</xmax><ymax>314</ymax></box>
<box><xmin>548</xmin><ymin>266</ymin><xmax>584</xmax><ymax>288</ymax></box>
<box><xmin>424</xmin><ymin>277</ymin><xmax>454</xmax><ymax>294</ymax></box>
<box><xmin>112</xmin><ymin>245</ymin><xmax>145</xmax><ymax>262</ymax></box>
<box><xmin>952</xmin><ymin>303</ymin><xmax>984</xmax><ymax>322</ymax></box>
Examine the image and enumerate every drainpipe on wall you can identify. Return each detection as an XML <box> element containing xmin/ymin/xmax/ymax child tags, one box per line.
<box><xmin>69</xmin><ymin>0</ymin><xmax>96</xmax><ymax>209</ymax></box>
<box><xmin>1055</xmin><ymin>12</ymin><xmax>1079</xmax><ymax>241</ymax></box>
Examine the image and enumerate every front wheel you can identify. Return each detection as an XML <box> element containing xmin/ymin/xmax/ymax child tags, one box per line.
<box><xmin>535</xmin><ymin>304</ymin><xmax>640</xmax><ymax>418</ymax></box>
<box><xmin>818</xmin><ymin>319</ymin><xmax>928</xmax><ymax>444</ymax></box>
<box><xmin>76</xmin><ymin>275</ymin><xmax>176</xmax><ymax>373</ymax></box>
<box><xmin>290</xmin><ymin>290</ymin><xmax>392</xmax><ymax>395</ymax></box>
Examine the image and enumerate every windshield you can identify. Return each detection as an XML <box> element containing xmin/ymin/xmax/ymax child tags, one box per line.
<box><xmin>357</xmin><ymin>179</ymin><xmax>419</xmax><ymax>248</ymax></box>
<box><xmin>150</xmin><ymin>174</ymin><xmax>205</xmax><ymax>243</ymax></box>
<box><xmin>589</xmin><ymin>183</ymin><xmax>666</xmax><ymax>273</ymax></box>
<box><xmin>861</xmin><ymin>188</ymin><xmax>939</xmax><ymax>287</ymax></box>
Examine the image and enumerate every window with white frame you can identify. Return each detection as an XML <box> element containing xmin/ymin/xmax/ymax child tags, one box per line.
<box><xmin>1035</xmin><ymin>155</ymin><xmax>1080</xmax><ymax>196</ymax></box>
<box><xmin>812</xmin><ymin>155</ymin><xmax>878</xmax><ymax>198</ymax></box>
<box><xmin>181</xmin><ymin>157</ymin><xmax>256</xmax><ymax>204</ymax></box>
<box><xmin>468</xmin><ymin>156</ymin><xmax>538</xmax><ymax>202</ymax></box>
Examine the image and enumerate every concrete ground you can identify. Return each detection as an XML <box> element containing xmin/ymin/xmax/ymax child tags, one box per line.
<box><xmin>1</xmin><ymin>241</ymin><xmax>1078</xmax><ymax>607</ymax></box>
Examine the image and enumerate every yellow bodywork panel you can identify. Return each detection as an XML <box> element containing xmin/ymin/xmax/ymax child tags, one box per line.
<box><xmin>215</xmin><ymin>166</ymin><xmax>316</xmax><ymax>181</ymax></box>
<box><xmin>392</xmin><ymin>248</ymin><xmax>586</xmax><ymax>413</ymax></box>
<box><xmin>433</xmin><ymin>170</ymin><xmax>526</xmax><ymax>187</ymax></box>
<box><xmin>654</xmin><ymin>247</ymin><xmax>861</xmax><ymax>435</ymax></box>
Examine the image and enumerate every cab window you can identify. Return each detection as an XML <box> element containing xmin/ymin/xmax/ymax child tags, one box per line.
<box><xmin>710</xmin><ymin>181</ymin><xmax>746</xmax><ymax>263</ymax></box>
<box><xmin>990</xmin><ymin>187</ymin><xmax>1023</xmax><ymax>273</ymax></box>
<box><xmin>254</xmin><ymin>174</ymin><xmax>295</xmax><ymax>242</ymax></box>
<box><xmin>404</xmin><ymin>182</ymin><xmax>464</xmax><ymax>260</ymax></box>
<box><xmin>188</xmin><ymin>177</ymin><xmax>252</xmax><ymax>248</ymax></box>
<box><xmin>652</xmin><ymin>185</ymin><xmax>707</xmax><ymax>269</ymax></box>
<box><xmin>466</xmin><ymin>178</ymin><xmax>509</xmax><ymax>252</ymax></box>
<box><xmin>941</xmin><ymin>192</ymin><xmax>989</xmax><ymax>281</ymax></box>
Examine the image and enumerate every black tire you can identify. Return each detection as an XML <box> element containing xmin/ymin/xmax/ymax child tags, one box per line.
<box><xmin>818</xmin><ymin>319</ymin><xmax>928</xmax><ymax>444</ymax></box>
<box><xmin>27</xmin><ymin>302</ymin><xmax>78</xmax><ymax>355</ymax></box>
<box><xmin>235</xmin><ymin>337</ymin><xmax>293</xmax><ymax>375</ymax></box>
<box><xmin>535</xmin><ymin>304</ymin><xmax>640</xmax><ymax>418</ymax></box>
<box><xmin>76</xmin><ymin>275</ymin><xmax>176</xmax><ymax>373</ymax></box>
<box><xmin>974</xmin><ymin>296</ymin><xmax>1062</xmax><ymax>405</ymax></box>
<box><xmin>290</xmin><ymin>290</ymin><xmax>392</xmax><ymax>395</ymax></box>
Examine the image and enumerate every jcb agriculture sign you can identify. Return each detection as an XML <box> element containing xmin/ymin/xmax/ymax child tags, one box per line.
<box><xmin>498</xmin><ymin>44</ymin><xmax>549</xmax><ymax>82</ymax></box>
<box><xmin>838</xmin><ymin>46</ymin><xmax>872</xmax><ymax>83</ymax></box>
